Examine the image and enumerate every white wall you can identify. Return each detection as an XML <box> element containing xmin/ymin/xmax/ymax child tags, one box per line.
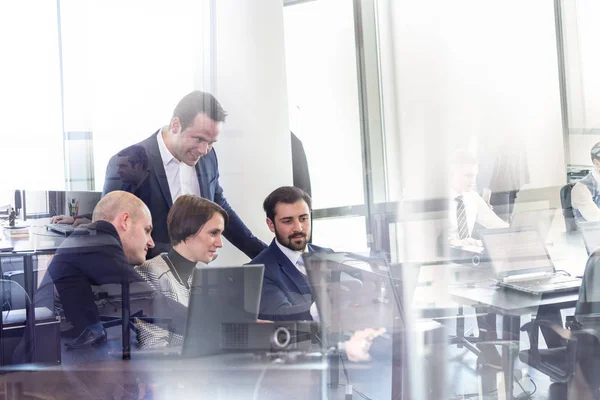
<box><xmin>211</xmin><ymin>0</ymin><xmax>292</xmax><ymax>266</ymax></box>
<box><xmin>570</xmin><ymin>134</ymin><xmax>600</xmax><ymax>166</ymax></box>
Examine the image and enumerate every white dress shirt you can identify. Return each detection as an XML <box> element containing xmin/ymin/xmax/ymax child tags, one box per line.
<box><xmin>274</xmin><ymin>239</ymin><xmax>319</xmax><ymax>321</ymax></box>
<box><xmin>448</xmin><ymin>190</ymin><xmax>508</xmax><ymax>241</ymax></box>
<box><xmin>572</xmin><ymin>170</ymin><xmax>600</xmax><ymax>222</ymax></box>
<box><xmin>156</xmin><ymin>128</ymin><xmax>201</xmax><ymax>202</ymax></box>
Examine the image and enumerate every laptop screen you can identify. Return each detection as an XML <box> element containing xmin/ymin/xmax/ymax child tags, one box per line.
<box><xmin>181</xmin><ymin>264</ymin><xmax>264</xmax><ymax>358</ymax></box>
<box><xmin>580</xmin><ymin>223</ymin><xmax>600</xmax><ymax>255</ymax></box>
<box><xmin>480</xmin><ymin>228</ymin><xmax>554</xmax><ymax>278</ymax></box>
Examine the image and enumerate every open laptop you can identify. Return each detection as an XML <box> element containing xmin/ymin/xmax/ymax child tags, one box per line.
<box><xmin>454</xmin><ymin>207</ymin><xmax>557</xmax><ymax>255</ymax></box>
<box><xmin>180</xmin><ymin>264</ymin><xmax>264</xmax><ymax>357</ymax></box>
<box><xmin>480</xmin><ymin>227</ymin><xmax>581</xmax><ymax>295</ymax></box>
<box><xmin>578</xmin><ymin>222</ymin><xmax>600</xmax><ymax>255</ymax></box>
<box><xmin>304</xmin><ymin>252</ymin><xmax>418</xmax><ymax>336</ymax></box>
<box><xmin>133</xmin><ymin>264</ymin><xmax>264</xmax><ymax>358</ymax></box>
<box><xmin>511</xmin><ymin>207</ymin><xmax>556</xmax><ymax>241</ymax></box>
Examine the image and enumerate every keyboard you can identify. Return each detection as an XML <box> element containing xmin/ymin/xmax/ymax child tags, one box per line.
<box><xmin>46</xmin><ymin>223</ymin><xmax>75</xmax><ymax>236</ymax></box>
<box><xmin>506</xmin><ymin>275</ymin><xmax>581</xmax><ymax>293</ymax></box>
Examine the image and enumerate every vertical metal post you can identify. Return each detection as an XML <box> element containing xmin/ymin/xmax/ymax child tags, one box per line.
<box><xmin>23</xmin><ymin>254</ymin><xmax>36</xmax><ymax>363</ymax></box>
<box><xmin>352</xmin><ymin>0</ymin><xmax>376</xmax><ymax>250</ymax></box>
<box><xmin>121</xmin><ymin>280</ymin><xmax>131</xmax><ymax>360</ymax></box>
<box><xmin>554</xmin><ymin>0</ymin><xmax>571</xmax><ymax>168</ymax></box>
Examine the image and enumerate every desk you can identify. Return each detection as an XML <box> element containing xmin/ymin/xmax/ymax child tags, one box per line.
<box><xmin>449</xmin><ymin>282</ymin><xmax>579</xmax><ymax>398</ymax></box>
<box><xmin>1</xmin><ymin>352</ymin><xmax>331</xmax><ymax>399</ymax></box>
<box><xmin>1</xmin><ymin>221</ymin><xmax>66</xmax><ymax>365</ymax></box>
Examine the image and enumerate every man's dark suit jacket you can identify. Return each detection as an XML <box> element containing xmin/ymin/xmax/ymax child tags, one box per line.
<box><xmin>250</xmin><ymin>239</ymin><xmax>332</xmax><ymax>321</ymax></box>
<box><xmin>15</xmin><ymin>221</ymin><xmax>188</xmax><ymax>363</ymax></box>
<box><xmin>103</xmin><ymin>130</ymin><xmax>267</xmax><ymax>258</ymax></box>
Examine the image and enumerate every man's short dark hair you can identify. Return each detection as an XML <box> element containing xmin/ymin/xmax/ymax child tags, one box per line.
<box><xmin>173</xmin><ymin>91</ymin><xmax>228</xmax><ymax>131</ymax></box>
<box><xmin>117</xmin><ymin>145</ymin><xmax>149</xmax><ymax>170</ymax></box>
<box><xmin>591</xmin><ymin>142</ymin><xmax>600</xmax><ymax>162</ymax></box>
<box><xmin>263</xmin><ymin>186</ymin><xmax>312</xmax><ymax>222</ymax></box>
<box><xmin>167</xmin><ymin>195</ymin><xmax>229</xmax><ymax>246</ymax></box>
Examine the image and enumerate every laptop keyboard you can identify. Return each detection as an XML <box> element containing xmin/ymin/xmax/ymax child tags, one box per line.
<box><xmin>510</xmin><ymin>275</ymin><xmax>578</xmax><ymax>289</ymax></box>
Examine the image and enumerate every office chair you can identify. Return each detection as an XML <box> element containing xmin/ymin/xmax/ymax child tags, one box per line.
<box><xmin>560</xmin><ymin>183</ymin><xmax>577</xmax><ymax>232</ymax></box>
<box><xmin>95</xmin><ymin>283</ymin><xmax>173</xmax><ymax>342</ymax></box>
<box><xmin>519</xmin><ymin>250</ymin><xmax>600</xmax><ymax>397</ymax></box>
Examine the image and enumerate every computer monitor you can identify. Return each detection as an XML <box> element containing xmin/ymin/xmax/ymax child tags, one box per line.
<box><xmin>21</xmin><ymin>190</ymin><xmax>101</xmax><ymax>220</ymax></box>
<box><xmin>304</xmin><ymin>252</ymin><xmax>407</xmax><ymax>340</ymax></box>
<box><xmin>580</xmin><ymin>222</ymin><xmax>600</xmax><ymax>255</ymax></box>
<box><xmin>180</xmin><ymin>264</ymin><xmax>264</xmax><ymax>358</ymax></box>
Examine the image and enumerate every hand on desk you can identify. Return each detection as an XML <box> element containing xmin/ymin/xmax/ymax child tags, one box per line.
<box><xmin>50</xmin><ymin>215</ymin><xmax>74</xmax><ymax>224</ymax></box>
<box><xmin>449</xmin><ymin>238</ymin><xmax>483</xmax><ymax>248</ymax></box>
<box><xmin>73</xmin><ymin>218</ymin><xmax>91</xmax><ymax>227</ymax></box>
<box><xmin>449</xmin><ymin>238</ymin><xmax>484</xmax><ymax>254</ymax></box>
<box><xmin>49</xmin><ymin>215</ymin><xmax>91</xmax><ymax>227</ymax></box>
<box><xmin>344</xmin><ymin>328</ymin><xmax>386</xmax><ymax>362</ymax></box>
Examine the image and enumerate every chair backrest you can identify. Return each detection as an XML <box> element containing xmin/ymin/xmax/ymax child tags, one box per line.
<box><xmin>560</xmin><ymin>183</ymin><xmax>577</xmax><ymax>232</ymax></box>
<box><xmin>575</xmin><ymin>251</ymin><xmax>600</xmax><ymax>332</ymax></box>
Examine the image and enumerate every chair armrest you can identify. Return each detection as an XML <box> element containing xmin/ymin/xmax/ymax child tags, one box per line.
<box><xmin>536</xmin><ymin>319</ymin><xmax>600</xmax><ymax>342</ymax></box>
<box><xmin>522</xmin><ymin>319</ymin><xmax>578</xmax><ymax>342</ymax></box>
<box><xmin>535</xmin><ymin>320</ymin><xmax>577</xmax><ymax>341</ymax></box>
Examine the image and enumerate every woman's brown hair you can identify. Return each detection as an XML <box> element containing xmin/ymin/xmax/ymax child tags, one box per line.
<box><xmin>167</xmin><ymin>195</ymin><xmax>229</xmax><ymax>246</ymax></box>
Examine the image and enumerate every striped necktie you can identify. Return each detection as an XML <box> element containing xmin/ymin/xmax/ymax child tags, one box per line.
<box><xmin>456</xmin><ymin>195</ymin><xmax>470</xmax><ymax>239</ymax></box>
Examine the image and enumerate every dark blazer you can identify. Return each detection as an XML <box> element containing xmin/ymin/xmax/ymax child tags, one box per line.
<box><xmin>103</xmin><ymin>130</ymin><xmax>267</xmax><ymax>258</ymax></box>
<box><xmin>250</xmin><ymin>239</ymin><xmax>332</xmax><ymax>321</ymax></box>
<box><xmin>16</xmin><ymin>221</ymin><xmax>189</xmax><ymax>363</ymax></box>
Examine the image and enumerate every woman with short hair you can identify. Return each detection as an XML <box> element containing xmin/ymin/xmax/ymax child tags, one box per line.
<box><xmin>134</xmin><ymin>194</ymin><xmax>228</xmax><ymax>348</ymax></box>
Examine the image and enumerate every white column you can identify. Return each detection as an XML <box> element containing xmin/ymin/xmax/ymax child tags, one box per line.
<box><xmin>213</xmin><ymin>0</ymin><xmax>292</xmax><ymax>264</ymax></box>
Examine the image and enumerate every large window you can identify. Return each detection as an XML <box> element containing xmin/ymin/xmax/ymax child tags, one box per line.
<box><xmin>283</xmin><ymin>0</ymin><xmax>369</xmax><ymax>252</ymax></box>
<box><xmin>0</xmin><ymin>0</ymin><xmax>64</xmax><ymax>190</ymax></box>
<box><xmin>60</xmin><ymin>0</ymin><xmax>213</xmax><ymax>191</ymax></box>
<box><xmin>284</xmin><ymin>0</ymin><xmax>364</xmax><ymax>210</ymax></box>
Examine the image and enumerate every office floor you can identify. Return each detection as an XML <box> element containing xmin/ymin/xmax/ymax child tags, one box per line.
<box><xmin>443</xmin><ymin>311</ymin><xmax>570</xmax><ymax>400</ymax></box>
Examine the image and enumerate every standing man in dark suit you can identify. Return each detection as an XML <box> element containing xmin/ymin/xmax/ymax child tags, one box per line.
<box><xmin>102</xmin><ymin>91</ymin><xmax>266</xmax><ymax>258</ymax></box>
<box><xmin>251</xmin><ymin>186</ymin><xmax>332</xmax><ymax>321</ymax></box>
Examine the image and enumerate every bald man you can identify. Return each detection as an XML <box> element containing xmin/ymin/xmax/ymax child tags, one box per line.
<box><xmin>30</xmin><ymin>191</ymin><xmax>188</xmax><ymax>351</ymax></box>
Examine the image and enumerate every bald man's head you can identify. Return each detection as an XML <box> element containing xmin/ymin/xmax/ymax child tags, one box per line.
<box><xmin>93</xmin><ymin>191</ymin><xmax>148</xmax><ymax>223</ymax></box>
<box><xmin>93</xmin><ymin>191</ymin><xmax>154</xmax><ymax>265</ymax></box>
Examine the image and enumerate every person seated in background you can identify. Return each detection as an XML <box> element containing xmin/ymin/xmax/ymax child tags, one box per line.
<box><xmin>250</xmin><ymin>186</ymin><xmax>332</xmax><ymax>321</ymax></box>
<box><xmin>134</xmin><ymin>195</ymin><xmax>227</xmax><ymax>348</ymax></box>
<box><xmin>448</xmin><ymin>150</ymin><xmax>564</xmax><ymax>370</ymax></box>
<box><xmin>448</xmin><ymin>149</ymin><xmax>508</xmax><ymax>250</ymax></box>
<box><xmin>30</xmin><ymin>191</ymin><xmax>188</xmax><ymax>351</ymax></box>
<box><xmin>572</xmin><ymin>142</ymin><xmax>600</xmax><ymax>223</ymax></box>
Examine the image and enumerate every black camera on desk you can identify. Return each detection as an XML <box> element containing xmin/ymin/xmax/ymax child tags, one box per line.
<box><xmin>220</xmin><ymin>321</ymin><xmax>318</xmax><ymax>353</ymax></box>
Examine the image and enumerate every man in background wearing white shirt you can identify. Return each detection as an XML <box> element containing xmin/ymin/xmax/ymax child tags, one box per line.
<box><xmin>251</xmin><ymin>186</ymin><xmax>332</xmax><ymax>321</ymax></box>
<box><xmin>448</xmin><ymin>150</ymin><xmax>508</xmax><ymax>370</ymax></box>
<box><xmin>447</xmin><ymin>150</ymin><xmax>564</xmax><ymax>371</ymax></box>
<box><xmin>448</xmin><ymin>149</ymin><xmax>509</xmax><ymax>249</ymax></box>
<box><xmin>572</xmin><ymin>142</ymin><xmax>600</xmax><ymax>223</ymax></box>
